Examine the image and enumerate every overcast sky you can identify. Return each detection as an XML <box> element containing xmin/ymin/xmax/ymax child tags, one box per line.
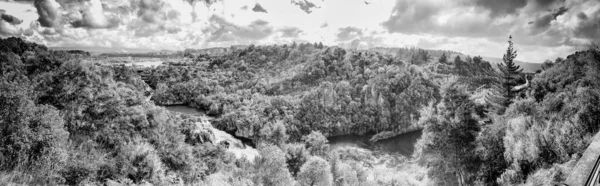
<box><xmin>0</xmin><ymin>0</ymin><xmax>599</xmax><ymax>62</ymax></box>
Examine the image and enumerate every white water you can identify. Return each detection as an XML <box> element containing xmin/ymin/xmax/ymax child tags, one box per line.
<box><xmin>207</xmin><ymin>124</ymin><xmax>259</xmax><ymax>161</ymax></box>
<box><xmin>164</xmin><ymin>106</ymin><xmax>259</xmax><ymax>161</ymax></box>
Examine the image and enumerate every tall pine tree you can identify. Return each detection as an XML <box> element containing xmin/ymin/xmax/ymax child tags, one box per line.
<box><xmin>497</xmin><ymin>36</ymin><xmax>522</xmax><ymax>107</ymax></box>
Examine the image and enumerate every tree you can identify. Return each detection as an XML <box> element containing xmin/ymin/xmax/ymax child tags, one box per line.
<box><xmin>540</xmin><ymin>59</ymin><xmax>554</xmax><ymax>71</ymax></box>
<box><xmin>253</xmin><ymin>144</ymin><xmax>294</xmax><ymax>186</ymax></box>
<box><xmin>418</xmin><ymin>84</ymin><xmax>480</xmax><ymax>185</ymax></box>
<box><xmin>303</xmin><ymin>131</ymin><xmax>329</xmax><ymax>157</ymax></box>
<box><xmin>454</xmin><ymin>55</ymin><xmax>465</xmax><ymax>75</ymax></box>
<box><xmin>259</xmin><ymin>120</ymin><xmax>289</xmax><ymax>147</ymax></box>
<box><xmin>410</xmin><ymin>49</ymin><xmax>431</xmax><ymax>65</ymax></box>
<box><xmin>439</xmin><ymin>52</ymin><xmax>448</xmax><ymax>64</ymax></box>
<box><xmin>298</xmin><ymin>156</ymin><xmax>333</xmax><ymax>186</ymax></box>
<box><xmin>0</xmin><ymin>84</ymin><xmax>69</xmax><ymax>183</ymax></box>
<box><xmin>497</xmin><ymin>36</ymin><xmax>522</xmax><ymax>107</ymax></box>
<box><xmin>454</xmin><ymin>55</ymin><xmax>461</xmax><ymax>64</ymax></box>
<box><xmin>330</xmin><ymin>152</ymin><xmax>359</xmax><ymax>186</ymax></box>
<box><xmin>465</xmin><ymin>55</ymin><xmax>473</xmax><ymax>63</ymax></box>
<box><xmin>285</xmin><ymin>143</ymin><xmax>309</xmax><ymax>177</ymax></box>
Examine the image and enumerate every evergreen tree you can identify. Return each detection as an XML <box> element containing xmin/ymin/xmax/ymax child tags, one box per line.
<box><xmin>454</xmin><ymin>55</ymin><xmax>464</xmax><ymax>75</ymax></box>
<box><xmin>454</xmin><ymin>55</ymin><xmax>461</xmax><ymax>64</ymax></box>
<box><xmin>439</xmin><ymin>52</ymin><xmax>448</xmax><ymax>64</ymax></box>
<box><xmin>497</xmin><ymin>36</ymin><xmax>522</xmax><ymax>107</ymax></box>
<box><xmin>419</xmin><ymin>84</ymin><xmax>481</xmax><ymax>185</ymax></box>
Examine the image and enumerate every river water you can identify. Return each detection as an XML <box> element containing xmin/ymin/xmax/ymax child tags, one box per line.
<box><xmin>164</xmin><ymin>105</ymin><xmax>207</xmax><ymax>116</ymax></box>
<box><xmin>328</xmin><ymin>130</ymin><xmax>422</xmax><ymax>157</ymax></box>
<box><xmin>164</xmin><ymin>105</ymin><xmax>422</xmax><ymax>157</ymax></box>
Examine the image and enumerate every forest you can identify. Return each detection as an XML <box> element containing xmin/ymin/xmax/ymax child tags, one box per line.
<box><xmin>1</xmin><ymin>36</ymin><xmax>599</xmax><ymax>185</ymax></box>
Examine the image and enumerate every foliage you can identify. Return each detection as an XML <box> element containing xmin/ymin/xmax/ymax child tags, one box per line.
<box><xmin>4</xmin><ymin>36</ymin><xmax>598</xmax><ymax>186</ymax></box>
<box><xmin>298</xmin><ymin>156</ymin><xmax>333</xmax><ymax>186</ymax></box>
<box><xmin>286</xmin><ymin>143</ymin><xmax>310</xmax><ymax>177</ymax></box>
<box><xmin>303</xmin><ymin>131</ymin><xmax>330</xmax><ymax>157</ymax></box>
<box><xmin>417</xmin><ymin>82</ymin><xmax>481</xmax><ymax>185</ymax></box>
<box><xmin>0</xmin><ymin>37</ymin><xmax>230</xmax><ymax>185</ymax></box>
<box><xmin>253</xmin><ymin>144</ymin><xmax>295</xmax><ymax>186</ymax></box>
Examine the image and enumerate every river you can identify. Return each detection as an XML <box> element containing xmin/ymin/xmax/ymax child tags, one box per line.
<box><xmin>328</xmin><ymin>130</ymin><xmax>422</xmax><ymax>157</ymax></box>
<box><xmin>164</xmin><ymin>105</ymin><xmax>422</xmax><ymax>157</ymax></box>
<box><xmin>163</xmin><ymin>105</ymin><xmax>259</xmax><ymax>161</ymax></box>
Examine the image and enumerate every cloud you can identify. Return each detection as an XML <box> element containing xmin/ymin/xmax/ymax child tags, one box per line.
<box><xmin>382</xmin><ymin>0</ymin><xmax>507</xmax><ymax>38</ymax></box>
<box><xmin>183</xmin><ymin>0</ymin><xmax>221</xmax><ymax>6</ymax></box>
<box><xmin>280</xmin><ymin>27</ymin><xmax>302</xmax><ymax>37</ymax></box>
<box><xmin>531</xmin><ymin>0</ymin><xmax>565</xmax><ymax>10</ymax></box>
<box><xmin>472</xmin><ymin>0</ymin><xmax>527</xmax><ymax>17</ymax></box>
<box><xmin>381</xmin><ymin>0</ymin><xmax>599</xmax><ymax>48</ymax></box>
<box><xmin>291</xmin><ymin>0</ymin><xmax>319</xmax><ymax>14</ymax></box>
<box><xmin>34</xmin><ymin>0</ymin><xmax>61</xmax><ymax>27</ymax></box>
<box><xmin>136</xmin><ymin>0</ymin><xmax>168</xmax><ymax>24</ymax></box>
<box><xmin>205</xmin><ymin>15</ymin><xmax>273</xmax><ymax>42</ymax></box>
<box><xmin>336</xmin><ymin>26</ymin><xmax>362</xmax><ymax>41</ymax></box>
<box><xmin>528</xmin><ymin>6</ymin><xmax>568</xmax><ymax>33</ymax></box>
<box><xmin>572</xmin><ymin>8</ymin><xmax>600</xmax><ymax>42</ymax></box>
<box><xmin>0</xmin><ymin>11</ymin><xmax>23</xmax><ymax>36</ymax></box>
<box><xmin>70</xmin><ymin>0</ymin><xmax>120</xmax><ymax>29</ymax></box>
<box><xmin>1</xmin><ymin>12</ymin><xmax>24</xmax><ymax>25</ymax></box>
<box><xmin>252</xmin><ymin>3</ymin><xmax>267</xmax><ymax>13</ymax></box>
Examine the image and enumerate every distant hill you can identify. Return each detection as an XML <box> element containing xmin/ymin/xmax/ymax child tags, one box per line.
<box><xmin>50</xmin><ymin>46</ymin><xmax>156</xmax><ymax>55</ymax></box>
<box><xmin>184</xmin><ymin>45</ymin><xmax>248</xmax><ymax>56</ymax></box>
<box><xmin>366</xmin><ymin>47</ymin><xmax>542</xmax><ymax>73</ymax></box>
<box><xmin>480</xmin><ymin>56</ymin><xmax>542</xmax><ymax>73</ymax></box>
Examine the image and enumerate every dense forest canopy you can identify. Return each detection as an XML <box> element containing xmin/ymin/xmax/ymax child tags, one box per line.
<box><xmin>1</xmin><ymin>37</ymin><xmax>599</xmax><ymax>185</ymax></box>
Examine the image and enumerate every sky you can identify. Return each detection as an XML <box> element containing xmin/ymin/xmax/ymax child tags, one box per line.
<box><xmin>0</xmin><ymin>0</ymin><xmax>599</xmax><ymax>62</ymax></box>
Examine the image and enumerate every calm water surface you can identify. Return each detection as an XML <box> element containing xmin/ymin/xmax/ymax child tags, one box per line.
<box><xmin>164</xmin><ymin>105</ymin><xmax>422</xmax><ymax>156</ymax></box>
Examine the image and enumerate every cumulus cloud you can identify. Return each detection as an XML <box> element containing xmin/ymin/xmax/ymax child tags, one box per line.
<box><xmin>205</xmin><ymin>15</ymin><xmax>273</xmax><ymax>42</ymax></box>
<box><xmin>252</xmin><ymin>3</ymin><xmax>267</xmax><ymax>13</ymax></box>
<box><xmin>528</xmin><ymin>6</ymin><xmax>568</xmax><ymax>34</ymax></box>
<box><xmin>382</xmin><ymin>0</ymin><xmax>507</xmax><ymax>38</ymax></box>
<box><xmin>473</xmin><ymin>0</ymin><xmax>527</xmax><ymax>17</ymax></box>
<box><xmin>34</xmin><ymin>0</ymin><xmax>61</xmax><ymax>27</ymax></box>
<box><xmin>336</xmin><ymin>26</ymin><xmax>362</xmax><ymax>41</ymax></box>
<box><xmin>382</xmin><ymin>0</ymin><xmax>600</xmax><ymax>47</ymax></box>
<box><xmin>280</xmin><ymin>27</ymin><xmax>302</xmax><ymax>37</ymax></box>
<box><xmin>70</xmin><ymin>0</ymin><xmax>120</xmax><ymax>29</ymax></box>
<box><xmin>291</xmin><ymin>0</ymin><xmax>319</xmax><ymax>14</ymax></box>
<box><xmin>0</xmin><ymin>10</ymin><xmax>23</xmax><ymax>36</ymax></box>
<box><xmin>1</xmin><ymin>12</ymin><xmax>23</xmax><ymax>25</ymax></box>
<box><xmin>572</xmin><ymin>8</ymin><xmax>600</xmax><ymax>42</ymax></box>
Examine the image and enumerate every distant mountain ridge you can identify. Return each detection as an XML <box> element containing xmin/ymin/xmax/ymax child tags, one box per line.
<box><xmin>52</xmin><ymin>45</ymin><xmax>542</xmax><ymax>72</ymax></box>
<box><xmin>367</xmin><ymin>47</ymin><xmax>541</xmax><ymax>73</ymax></box>
<box><xmin>480</xmin><ymin>56</ymin><xmax>542</xmax><ymax>73</ymax></box>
